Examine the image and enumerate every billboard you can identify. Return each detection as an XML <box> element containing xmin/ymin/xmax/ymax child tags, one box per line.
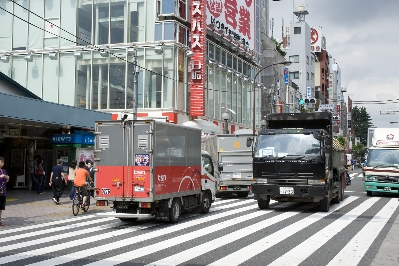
<box><xmin>310</xmin><ymin>27</ymin><xmax>322</xmax><ymax>52</ymax></box>
<box><xmin>190</xmin><ymin>1</ymin><xmax>207</xmax><ymax>117</ymax></box>
<box><xmin>206</xmin><ymin>0</ymin><xmax>255</xmax><ymax>50</ymax></box>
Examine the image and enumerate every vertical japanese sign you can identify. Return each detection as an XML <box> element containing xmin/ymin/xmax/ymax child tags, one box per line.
<box><xmin>284</xmin><ymin>67</ymin><xmax>289</xmax><ymax>84</ymax></box>
<box><xmin>310</xmin><ymin>27</ymin><xmax>321</xmax><ymax>52</ymax></box>
<box><xmin>190</xmin><ymin>1</ymin><xmax>206</xmax><ymax>117</ymax></box>
<box><xmin>206</xmin><ymin>0</ymin><xmax>255</xmax><ymax>50</ymax></box>
<box><xmin>328</xmin><ymin>73</ymin><xmax>334</xmax><ymax>103</ymax></box>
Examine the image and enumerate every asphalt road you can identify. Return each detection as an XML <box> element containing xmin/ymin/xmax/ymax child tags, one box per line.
<box><xmin>0</xmin><ymin>168</ymin><xmax>398</xmax><ymax>266</ymax></box>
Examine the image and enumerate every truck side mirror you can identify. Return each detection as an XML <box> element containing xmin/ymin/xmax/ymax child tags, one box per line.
<box><xmin>246</xmin><ymin>137</ymin><xmax>253</xmax><ymax>147</ymax></box>
<box><xmin>313</xmin><ymin>132</ymin><xmax>322</xmax><ymax>140</ymax></box>
<box><xmin>323</xmin><ymin>145</ymin><xmax>332</xmax><ymax>153</ymax></box>
<box><xmin>218</xmin><ymin>162</ymin><xmax>223</xmax><ymax>172</ymax></box>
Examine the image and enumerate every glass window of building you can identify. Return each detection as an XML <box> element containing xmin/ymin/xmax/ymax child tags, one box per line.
<box><xmin>94</xmin><ymin>0</ymin><xmax>109</xmax><ymax>45</ymax></box>
<box><xmin>221</xmin><ymin>50</ymin><xmax>226</xmax><ymax>65</ymax></box>
<box><xmin>144</xmin><ymin>48</ymin><xmax>162</xmax><ymax>108</ymax></box>
<box><xmin>59</xmin><ymin>53</ymin><xmax>76</xmax><ymax>106</ymax></box>
<box><xmin>13</xmin><ymin>0</ymin><xmax>28</xmax><ymax>50</ymax></box>
<box><xmin>289</xmin><ymin>55</ymin><xmax>299</xmax><ymax>63</ymax></box>
<box><xmin>128</xmin><ymin>0</ymin><xmax>145</xmax><ymax>43</ymax></box>
<box><xmin>178</xmin><ymin>0</ymin><xmax>187</xmax><ymax>20</ymax></box>
<box><xmin>110</xmin><ymin>2</ymin><xmax>125</xmax><ymax>44</ymax></box>
<box><xmin>109</xmin><ymin>49</ymin><xmax>126</xmax><ymax>109</ymax></box>
<box><xmin>27</xmin><ymin>54</ymin><xmax>43</xmax><ymax>97</ymax></box>
<box><xmin>42</xmin><ymin>56</ymin><xmax>59</xmax><ymax>103</ymax></box>
<box><xmin>207</xmin><ymin>65</ymin><xmax>214</xmax><ymax>117</ymax></box>
<box><xmin>294</xmin><ymin>27</ymin><xmax>301</xmax><ymax>34</ymax></box>
<box><xmin>237</xmin><ymin>59</ymin><xmax>242</xmax><ymax>73</ymax></box>
<box><xmin>177</xmin><ymin>48</ymin><xmax>186</xmax><ymax>112</ymax></box>
<box><xmin>164</xmin><ymin>22</ymin><xmax>175</xmax><ymax>40</ymax></box>
<box><xmin>236</xmin><ymin>78</ymin><xmax>242</xmax><ymax>123</ymax></box>
<box><xmin>232</xmin><ymin>56</ymin><xmax>237</xmax><ymax>71</ymax></box>
<box><xmin>215</xmin><ymin>47</ymin><xmax>220</xmax><ymax>62</ymax></box>
<box><xmin>12</xmin><ymin>56</ymin><xmax>27</xmax><ymax>88</ymax></box>
<box><xmin>307</xmin><ymin>72</ymin><xmax>309</xmax><ymax>80</ymax></box>
<box><xmin>155</xmin><ymin>23</ymin><xmax>162</xmax><ymax>41</ymax></box>
<box><xmin>163</xmin><ymin>46</ymin><xmax>174</xmax><ymax>108</ymax></box>
<box><xmin>127</xmin><ymin>47</ymin><xmax>144</xmax><ymax>109</ymax></box>
<box><xmin>75</xmin><ymin>50</ymin><xmax>91</xmax><ymax>109</ymax></box>
<box><xmin>92</xmin><ymin>51</ymin><xmax>109</xmax><ymax>109</ymax></box>
<box><xmin>162</xmin><ymin>0</ymin><xmax>174</xmax><ymax>14</ymax></box>
<box><xmin>0</xmin><ymin>1</ymin><xmax>12</xmax><ymax>50</ymax></box>
<box><xmin>227</xmin><ymin>53</ymin><xmax>232</xmax><ymax>68</ymax></box>
<box><xmin>306</xmin><ymin>56</ymin><xmax>309</xmax><ymax>65</ymax></box>
<box><xmin>60</xmin><ymin>0</ymin><xmax>77</xmax><ymax>47</ymax></box>
<box><xmin>289</xmin><ymin>71</ymin><xmax>299</xmax><ymax>79</ymax></box>
<box><xmin>214</xmin><ymin>67</ymin><xmax>221</xmax><ymax>119</ymax></box>
<box><xmin>208</xmin><ymin>42</ymin><xmax>214</xmax><ymax>59</ymax></box>
<box><xmin>78</xmin><ymin>0</ymin><xmax>93</xmax><ymax>46</ymax></box>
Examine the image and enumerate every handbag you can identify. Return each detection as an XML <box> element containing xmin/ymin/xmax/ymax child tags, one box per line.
<box><xmin>35</xmin><ymin>167</ymin><xmax>44</xmax><ymax>176</ymax></box>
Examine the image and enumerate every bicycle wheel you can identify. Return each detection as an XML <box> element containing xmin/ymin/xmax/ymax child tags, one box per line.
<box><xmin>83</xmin><ymin>196</ymin><xmax>90</xmax><ymax>212</ymax></box>
<box><xmin>72</xmin><ymin>195</ymin><xmax>80</xmax><ymax>216</ymax></box>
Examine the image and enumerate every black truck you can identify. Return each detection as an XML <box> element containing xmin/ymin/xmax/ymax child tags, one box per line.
<box><xmin>248</xmin><ymin>112</ymin><xmax>345</xmax><ymax>212</ymax></box>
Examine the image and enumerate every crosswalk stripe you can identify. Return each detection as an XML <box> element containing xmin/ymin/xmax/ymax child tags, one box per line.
<box><xmin>327</xmin><ymin>198</ymin><xmax>398</xmax><ymax>266</ymax></box>
<box><xmin>24</xmin><ymin>200</ymin><xmax>265</xmax><ymax>266</ymax></box>
<box><xmin>85</xmin><ymin>205</ymin><xmax>289</xmax><ymax>266</ymax></box>
<box><xmin>205</xmin><ymin>196</ymin><xmax>358</xmax><ymax>266</ymax></box>
<box><xmin>0</xmin><ymin>214</ymin><xmax>100</xmax><ymax>236</ymax></box>
<box><xmin>267</xmin><ymin>197</ymin><xmax>380</xmax><ymax>266</ymax></box>
<box><xmin>144</xmin><ymin>202</ymin><xmax>319</xmax><ymax>266</ymax></box>
<box><xmin>0</xmin><ymin>216</ymin><xmax>116</xmax><ymax>244</ymax></box>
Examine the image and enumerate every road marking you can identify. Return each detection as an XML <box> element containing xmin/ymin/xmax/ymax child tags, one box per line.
<box><xmin>208</xmin><ymin>196</ymin><xmax>358</xmax><ymax>266</ymax></box>
<box><xmin>327</xmin><ymin>198</ymin><xmax>398</xmax><ymax>266</ymax></box>
<box><xmin>25</xmin><ymin>200</ymin><xmax>265</xmax><ymax>266</ymax></box>
<box><xmin>145</xmin><ymin>203</ymin><xmax>319</xmax><ymax>266</ymax></box>
<box><xmin>267</xmin><ymin>197</ymin><xmax>380</xmax><ymax>266</ymax></box>
<box><xmin>87</xmin><ymin>204</ymin><xmax>301</xmax><ymax>266</ymax></box>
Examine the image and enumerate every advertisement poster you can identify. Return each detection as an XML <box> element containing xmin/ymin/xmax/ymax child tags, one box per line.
<box><xmin>76</xmin><ymin>149</ymin><xmax>95</xmax><ymax>164</ymax></box>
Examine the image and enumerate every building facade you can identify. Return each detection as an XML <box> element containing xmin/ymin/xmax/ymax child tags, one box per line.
<box><xmin>0</xmin><ymin>0</ymin><xmax>286</xmax><ymax>133</ymax></box>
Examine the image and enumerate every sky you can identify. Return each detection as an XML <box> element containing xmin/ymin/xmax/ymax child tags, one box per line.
<box><xmin>269</xmin><ymin>0</ymin><xmax>399</xmax><ymax>128</ymax></box>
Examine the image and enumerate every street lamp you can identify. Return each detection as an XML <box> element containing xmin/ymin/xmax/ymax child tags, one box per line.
<box><xmin>222</xmin><ymin>112</ymin><xmax>230</xmax><ymax>134</ymax></box>
<box><xmin>252</xmin><ymin>61</ymin><xmax>292</xmax><ymax>135</ymax></box>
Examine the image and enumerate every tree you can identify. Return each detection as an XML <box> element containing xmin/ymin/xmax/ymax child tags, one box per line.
<box><xmin>335</xmin><ymin>135</ymin><xmax>347</xmax><ymax>148</ymax></box>
<box><xmin>271</xmin><ymin>38</ymin><xmax>287</xmax><ymax>57</ymax></box>
<box><xmin>352</xmin><ymin>106</ymin><xmax>373</xmax><ymax>145</ymax></box>
<box><xmin>351</xmin><ymin>143</ymin><xmax>366</xmax><ymax>159</ymax></box>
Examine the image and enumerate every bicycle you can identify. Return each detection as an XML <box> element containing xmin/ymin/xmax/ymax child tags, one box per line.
<box><xmin>72</xmin><ymin>183</ymin><xmax>93</xmax><ymax>216</ymax></box>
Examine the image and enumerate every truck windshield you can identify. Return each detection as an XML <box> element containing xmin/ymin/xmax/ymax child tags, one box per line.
<box><xmin>367</xmin><ymin>149</ymin><xmax>399</xmax><ymax>167</ymax></box>
<box><xmin>254</xmin><ymin>134</ymin><xmax>321</xmax><ymax>158</ymax></box>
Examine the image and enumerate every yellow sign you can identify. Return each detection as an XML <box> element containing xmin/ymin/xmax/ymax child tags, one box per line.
<box><xmin>112</xmin><ymin>178</ymin><xmax>120</xmax><ymax>182</ymax></box>
<box><xmin>233</xmin><ymin>141</ymin><xmax>241</xmax><ymax>149</ymax></box>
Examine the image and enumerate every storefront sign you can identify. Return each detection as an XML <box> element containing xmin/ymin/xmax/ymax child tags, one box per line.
<box><xmin>206</xmin><ymin>0</ymin><xmax>255</xmax><ymax>50</ymax></box>
<box><xmin>190</xmin><ymin>1</ymin><xmax>206</xmax><ymax>117</ymax></box>
<box><xmin>51</xmin><ymin>134</ymin><xmax>95</xmax><ymax>145</ymax></box>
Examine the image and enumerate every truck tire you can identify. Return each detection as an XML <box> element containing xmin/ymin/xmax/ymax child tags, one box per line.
<box><xmin>319</xmin><ymin>196</ymin><xmax>330</xmax><ymax>212</ymax></box>
<box><xmin>169</xmin><ymin>198</ymin><xmax>182</xmax><ymax>223</ymax></box>
<box><xmin>237</xmin><ymin>192</ymin><xmax>249</xmax><ymax>198</ymax></box>
<box><xmin>201</xmin><ymin>192</ymin><xmax>212</xmax><ymax>214</ymax></box>
<box><xmin>366</xmin><ymin>191</ymin><xmax>372</xmax><ymax>196</ymax></box>
<box><xmin>257</xmin><ymin>198</ymin><xmax>270</xmax><ymax>210</ymax></box>
<box><xmin>119</xmin><ymin>218</ymin><xmax>138</xmax><ymax>222</ymax></box>
<box><xmin>332</xmin><ymin>177</ymin><xmax>342</xmax><ymax>204</ymax></box>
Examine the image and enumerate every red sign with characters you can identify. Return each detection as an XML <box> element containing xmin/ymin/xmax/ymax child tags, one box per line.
<box><xmin>190</xmin><ymin>1</ymin><xmax>206</xmax><ymax>117</ymax></box>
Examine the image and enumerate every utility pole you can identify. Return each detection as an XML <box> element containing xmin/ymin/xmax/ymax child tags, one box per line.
<box><xmin>132</xmin><ymin>48</ymin><xmax>139</xmax><ymax>120</ymax></box>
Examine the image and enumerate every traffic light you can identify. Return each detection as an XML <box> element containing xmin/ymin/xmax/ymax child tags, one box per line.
<box><xmin>299</xmin><ymin>99</ymin><xmax>305</xmax><ymax>105</ymax></box>
<box><xmin>305</xmin><ymin>98</ymin><xmax>316</xmax><ymax>104</ymax></box>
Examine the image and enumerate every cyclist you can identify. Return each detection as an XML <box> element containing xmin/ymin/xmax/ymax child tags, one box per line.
<box><xmin>74</xmin><ymin>161</ymin><xmax>93</xmax><ymax>208</ymax></box>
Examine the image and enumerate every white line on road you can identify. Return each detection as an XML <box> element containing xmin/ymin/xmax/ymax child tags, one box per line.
<box><xmin>208</xmin><ymin>196</ymin><xmax>359</xmax><ymax>266</ymax></box>
<box><xmin>327</xmin><ymin>198</ymin><xmax>398</xmax><ymax>266</ymax></box>
<box><xmin>267</xmin><ymin>197</ymin><xmax>380</xmax><ymax>266</ymax></box>
<box><xmin>24</xmin><ymin>200</ymin><xmax>264</xmax><ymax>266</ymax></box>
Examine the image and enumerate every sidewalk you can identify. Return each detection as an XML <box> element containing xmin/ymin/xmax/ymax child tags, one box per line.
<box><xmin>2</xmin><ymin>188</ymin><xmax>109</xmax><ymax>226</ymax></box>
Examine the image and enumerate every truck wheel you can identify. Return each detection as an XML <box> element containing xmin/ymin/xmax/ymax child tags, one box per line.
<box><xmin>169</xmin><ymin>198</ymin><xmax>182</xmax><ymax>223</ymax></box>
<box><xmin>258</xmin><ymin>198</ymin><xmax>270</xmax><ymax>209</ymax></box>
<box><xmin>201</xmin><ymin>192</ymin><xmax>212</xmax><ymax>214</ymax></box>
<box><xmin>366</xmin><ymin>191</ymin><xmax>372</xmax><ymax>196</ymax></box>
<box><xmin>237</xmin><ymin>192</ymin><xmax>249</xmax><ymax>198</ymax></box>
<box><xmin>119</xmin><ymin>218</ymin><xmax>138</xmax><ymax>222</ymax></box>
<box><xmin>319</xmin><ymin>196</ymin><xmax>330</xmax><ymax>212</ymax></box>
<box><xmin>332</xmin><ymin>178</ymin><xmax>342</xmax><ymax>204</ymax></box>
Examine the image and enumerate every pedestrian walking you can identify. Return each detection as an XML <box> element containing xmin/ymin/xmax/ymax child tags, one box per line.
<box><xmin>34</xmin><ymin>158</ymin><xmax>45</xmax><ymax>194</ymax></box>
<box><xmin>0</xmin><ymin>156</ymin><xmax>10</xmax><ymax>226</ymax></box>
<box><xmin>351</xmin><ymin>159</ymin><xmax>355</xmax><ymax>170</ymax></box>
<box><xmin>49</xmin><ymin>159</ymin><xmax>66</xmax><ymax>204</ymax></box>
<box><xmin>68</xmin><ymin>160</ymin><xmax>77</xmax><ymax>200</ymax></box>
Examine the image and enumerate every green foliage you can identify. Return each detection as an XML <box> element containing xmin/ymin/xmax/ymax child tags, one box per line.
<box><xmin>351</xmin><ymin>143</ymin><xmax>366</xmax><ymax>158</ymax></box>
<box><xmin>352</xmin><ymin>106</ymin><xmax>373</xmax><ymax>145</ymax></box>
<box><xmin>271</xmin><ymin>38</ymin><xmax>287</xmax><ymax>57</ymax></box>
<box><xmin>335</xmin><ymin>135</ymin><xmax>347</xmax><ymax>147</ymax></box>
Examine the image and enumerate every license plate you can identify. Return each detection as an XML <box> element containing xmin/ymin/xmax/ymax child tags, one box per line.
<box><xmin>134</xmin><ymin>186</ymin><xmax>144</xmax><ymax>192</ymax></box>
<box><xmin>280</xmin><ymin>187</ymin><xmax>294</xmax><ymax>195</ymax></box>
<box><xmin>384</xmin><ymin>187</ymin><xmax>391</xmax><ymax>191</ymax></box>
<box><xmin>233</xmin><ymin>186</ymin><xmax>241</xmax><ymax>190</ymax></box>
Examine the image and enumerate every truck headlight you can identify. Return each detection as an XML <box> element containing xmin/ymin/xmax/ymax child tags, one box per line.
<box><xmin>255</xmin><ymin>178</ymin><xmax>268</xmax><ymax>183</ymax></box>
<box><xmin>365</xmin><ymin>176</ymin><xmax>377</xmax><ymax>181</ymax></box>
<box><xmin>308</xmin><ymin>179</ymin><xmax>325</xmax><ymax>185</ymax></box>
